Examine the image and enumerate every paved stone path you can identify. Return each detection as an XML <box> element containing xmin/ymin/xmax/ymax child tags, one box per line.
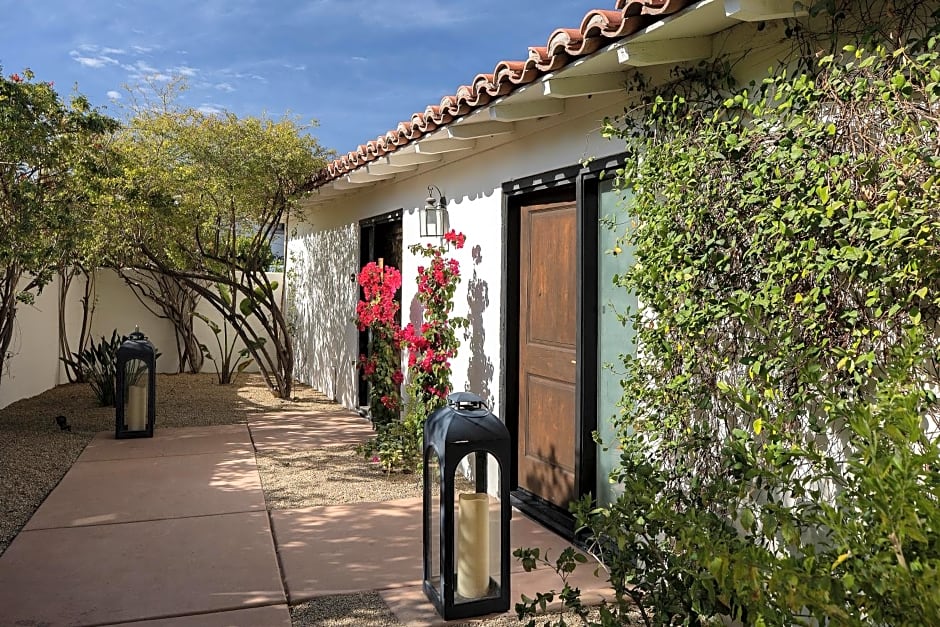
<box><xmin>0</xmin><ymin>410</ymin><xmax>608</xmax><ymax>626</ymax></box>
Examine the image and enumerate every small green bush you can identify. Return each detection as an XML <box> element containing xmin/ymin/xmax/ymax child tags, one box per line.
<box><xmin>520</xmin><ymin>3</ymin><xmax>940</xmax><ymax>625</ymax></box>
<box><xmin>64</xmin><ymin>330</ymin><xmax>122</xmax><ymax>406</ymax></box>
<box><xmin>357</xmin><ymin>378</ymin><xmax>427</xmax><ymax>473</ymax></box>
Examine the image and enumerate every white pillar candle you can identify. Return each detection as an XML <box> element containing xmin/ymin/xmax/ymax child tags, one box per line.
<box><xmin>127</xmin><ymin>381</ymin><xmax>148</xmax><ymax>430</ymax></box>
<box><xmin>457</xmin><ymin>492</ymin><xmax>490</xmax><ymax>599</ymax></box>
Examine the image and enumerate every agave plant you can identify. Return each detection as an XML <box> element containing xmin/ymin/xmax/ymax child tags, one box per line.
<box><xmin>62</xmin><ymin>330</ymin><xmax>161</xmax><ymax>406</ymax></box>
<box><xmin>62</xmin><ymin>330</ymin><xmax>123</xmax><ymax>406</ymax></box>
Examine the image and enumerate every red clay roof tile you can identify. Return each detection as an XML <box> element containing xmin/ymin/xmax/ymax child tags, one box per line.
<box><xmin>311</xmin><ymin>0</ymin><xmax>693</xmax><ymax>188</ymax></box>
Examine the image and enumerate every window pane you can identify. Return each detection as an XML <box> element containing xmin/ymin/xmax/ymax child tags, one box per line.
<box><xmin>596</xmin><ymin>179</ymin><xmax>636</xmax><ymax>505</ymax></box>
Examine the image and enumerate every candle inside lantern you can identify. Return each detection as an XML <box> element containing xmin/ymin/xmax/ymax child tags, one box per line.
<box><xmin>127</xmin><ymin>381</ymin><xmax>148</xmax><ymax>430</ymax></box>
<box><xmin>457</xmin><ymin>492</ymin><xmax>490</xmax><ymax>599</ymax></box>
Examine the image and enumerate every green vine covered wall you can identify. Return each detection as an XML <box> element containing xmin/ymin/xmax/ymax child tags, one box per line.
<box><xmin>518</xmin><ymin>2</ymin><xmax>940</xmax><ymax>625</ymax></box>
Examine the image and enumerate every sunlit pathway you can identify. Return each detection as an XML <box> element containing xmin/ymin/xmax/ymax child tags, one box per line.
<box><xmin>0</xmin><ymin>411</ymin><xmax>609</xmax><ymax>626</ymax></box>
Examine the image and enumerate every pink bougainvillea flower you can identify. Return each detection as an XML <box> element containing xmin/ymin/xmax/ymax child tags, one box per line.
<box><xmin>443</xmin><ymin>230</ymin><xmax>466</xmax><ymax>249</ymax></box>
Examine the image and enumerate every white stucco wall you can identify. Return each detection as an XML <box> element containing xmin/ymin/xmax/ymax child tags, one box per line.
<box><xmin>289</xmin><ymin>90</ymin><xmax>630</xmax><ymax>416</ymax></box>
<box><xmin>0</xmin><ymin>269</ymin><xmax>284</xmax><ymax>409</ymax></box>
<box><xmin>287</xmin><ymin>223</ymin><xmax>359</xmax><ymax>403</ymax></box>
<box><xmin>0</xmin><ymin>276</ymin><xmax>64</xmax><ymax>409</ymax></box>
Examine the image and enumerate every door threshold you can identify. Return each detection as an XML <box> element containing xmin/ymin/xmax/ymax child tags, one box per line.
<box><xmin>511</xmin><ymin>489</ymin><xmax>576</xmax><ymax>541</ymax></box>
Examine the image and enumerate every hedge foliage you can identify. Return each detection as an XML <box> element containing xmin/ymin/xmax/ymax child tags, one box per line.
<box><xmin>519</xmin><ymin>2</ymin><xmax>940</xmax><ymax>625</ymax></box>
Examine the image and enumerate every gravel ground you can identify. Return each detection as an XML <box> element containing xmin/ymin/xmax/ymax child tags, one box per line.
<box><xmin>257</xmin><ymin>445</ymin><xmax>422</xmax><ymax>509</ymax></box>
<box><xmin>289</xmin><ymin>593</ymin><xmax>606</xmax><ymax>627</ymax></box>
<box><xmin>291</xmin><ymin>592</ymin><xmax>403</xmax><ymax>626</ymax></box>
<box><xmin>0</xmin><ymin>374</ymin><xmax>623</xmax><ymax>626</ymax></box>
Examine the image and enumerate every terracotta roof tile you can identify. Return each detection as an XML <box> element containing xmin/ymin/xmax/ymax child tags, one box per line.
<box><xmin>311</xmin><ymin>0</ymin><xmax>693</xmax><ymax>188</ymax></box>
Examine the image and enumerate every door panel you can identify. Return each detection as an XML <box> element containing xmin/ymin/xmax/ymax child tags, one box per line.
<box><xmin>518</xmin><ymin>200</ymin><xmax>577</xmax><ymax>508</ymax></box>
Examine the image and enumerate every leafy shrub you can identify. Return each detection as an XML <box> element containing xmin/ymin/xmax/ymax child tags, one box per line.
<box><xmin>65</xmin><ymin>330</ymin><xmax>123</xmax><ymax>406</ymax></box>
<box><xmin>358</xmin><ymin>378</ymin><xmax>427</xmax><ymax>473</ymax></box>
<box><xmin>520</xmin><ymin>3</ymin><xmax>940</xmax><ymax>625</ymax></box>
<box><xmin>360</xmin><ymin>231</ymin><xmax>468</xmax><ymax>472</ymax></box>
<box><xmin>64</xmin><ymin>330</ymin><xmax>163</xmax><ymax>406</ymax></box>
<box><xmin>196</xmin><ymin>284</ymin><xmax>264</xmax><ymax>385</ymax></box>
<box><xmin>356</xmin><ymin>261</ymin><xmax>403</xmax><ymax>426</ymax></box>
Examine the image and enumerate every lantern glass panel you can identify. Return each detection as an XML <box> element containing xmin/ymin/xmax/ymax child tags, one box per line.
<box><xmin>425</xmin><ymin>449</ymin><xmax>442</xmax><ymax>595</ymax></box>
<box><xmin>123</xmin><ymin>358</ymin><xmax>150</xmax><ymax>431</ymax></box>
<box><xmin>424</xmin><ymin>207</ymin><xmax>440</xmax><ymax>237</ymax></box>
<box><xmin>453</xmin><ymin>452</ymin><xmax>501</xmax><ymax>604</ymax></box>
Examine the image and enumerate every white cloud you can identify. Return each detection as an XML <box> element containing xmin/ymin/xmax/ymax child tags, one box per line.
<box><xmin>171</xmin><ymin>65</ymin><xmax>198</xmax><ymax>77</ymax></box>
<box><xmin>132</xmin><ymin>60</ymin><xmax>160</xmax><ymax>74</ymax></box>
<box><xmin>106</xmin><ymin>90</ymin><xmax>122</xmax><ymax>99</ymax></box>
<box><xmin>215</xmin><ymin>82</ymin><xmax>235</xmax><ymax>92</ymax></box>
<box><xmin>219</xmin><ymin>69</ymin><xmax>267</xmax><ymax>84</ymax></box>
<box><xmin>198</xmin><ymin>104</ymin><xmax>224</xmax><ymax>115</ymax></box>
<box><xmin>120</xmin><ymin>60</ymin><xmax>173</xmax><ymax>82</ymax></box>
<box><xmin>70</xmin><ymin>50</ymin><xmax>120</xmax><ymax>68</ymax></box>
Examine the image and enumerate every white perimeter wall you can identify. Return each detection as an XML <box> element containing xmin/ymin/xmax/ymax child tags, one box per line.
<box><xmin>0</xmin><ymin>270</ymin><xmax>283</xmax><ymax>409</ymax></box>
<box><xmin>288</xmin><ymin>89</ymin><xmax>631</xmax><ymax>418</ymax></box>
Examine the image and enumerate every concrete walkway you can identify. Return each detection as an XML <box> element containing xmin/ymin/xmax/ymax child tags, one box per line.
<box><xmin>0</xmin><ymin>409</ymin><xmax>610</xmax><ymax>626</ymax></box>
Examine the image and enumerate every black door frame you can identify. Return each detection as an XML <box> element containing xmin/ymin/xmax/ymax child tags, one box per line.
<box><xmin>501</xmin><ymin>157</ymin><xmax>624</xmax><ymax>538</ymax></box>
<box><xmin>358</xmin><ymin>209</ymin><xmax>404</xmax><ymax>409</ymax></box>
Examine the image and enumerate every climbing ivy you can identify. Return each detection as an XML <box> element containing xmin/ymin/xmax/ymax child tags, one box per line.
<box><xmin>520</xmin><ymin>2</ymin><xmax>940</xmax><ymax>625</ymax></box>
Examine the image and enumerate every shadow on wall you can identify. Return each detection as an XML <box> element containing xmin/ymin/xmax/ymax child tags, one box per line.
<box><xmin>289</xmin><ymin>224</ymin><xmax>358</xmax><ymax>405</ymax></box>
<box><xmin>465</xmin><ymin>244</ymin><xmax>494</xmax><ymax>407</ymax></box>
<box><xmin>408</xmin><ymin>294</ymin><xmax>422</xmax><ymax>332</ymax></box>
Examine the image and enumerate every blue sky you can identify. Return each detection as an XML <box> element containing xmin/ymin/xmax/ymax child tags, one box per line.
<box><xmin>2</xmin><ymin>1</ymin><xmax>603</xmax><ymax>155</ymax></box>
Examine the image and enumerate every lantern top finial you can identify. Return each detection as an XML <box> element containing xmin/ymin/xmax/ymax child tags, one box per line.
<box><xmin>425</xmin><ymin>392</ymin><xmax>509</xmax><ymax>453</ymax></box>
<box><xmin>449</xmin><ymin>392</ymin><xmax>486</xmax><ymax>411</ymax></box>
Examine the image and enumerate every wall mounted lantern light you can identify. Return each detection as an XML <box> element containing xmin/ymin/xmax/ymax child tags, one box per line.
<box><xmin>421</xmin><ymin>185</ymin><xmax>449</xmax><ymax>238</ymax></box>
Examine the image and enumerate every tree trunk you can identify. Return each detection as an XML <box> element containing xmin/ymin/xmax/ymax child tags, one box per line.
<box><xmin>58</xmin><ymin>266</ymin><xmax>96</xmax><ymax>383</ymax></box>
<box><xmin>120</xmin><ymin>269</ymin><xmax>204</xmax><ymax>374</ymax></box>
<box><xmin>138</xmin><ymin>253</ymin><xmax>295</xmax><ymax>399</ymax></box>
<box><xmin>0</xmin><ymin>264</ymin><xmax>22</xmax><ymax>386</ymax></box>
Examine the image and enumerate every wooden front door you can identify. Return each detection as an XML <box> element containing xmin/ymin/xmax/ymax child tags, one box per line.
<box><xmin>517</xmin><ymin>200</ymin><xmax>578</xmax><ymax>508</ymax></box>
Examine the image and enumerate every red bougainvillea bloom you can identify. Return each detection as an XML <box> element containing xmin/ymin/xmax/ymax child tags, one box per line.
<box><xmin>401</xmin><ymin>232</ymin><xmax>470</xmax><ymax>411</ymax></box>
<box><xmin>443</xmin><ymin>230</ymin><xmax>466</xmax><ymax>249</ymax></box>
<box><xmin>356</xmin><ymin>261</ymin><xmax>403</xmax><ymax>425</ymax></box>
<box><xmin>10</xmin><ymin>73</ymin><xmax>22</xmax><ymax>83</ymax></box>
<box><xmin>356</xmin><ymin>263</ymin><xmax>402</xmax><ymax>332</ymax></box>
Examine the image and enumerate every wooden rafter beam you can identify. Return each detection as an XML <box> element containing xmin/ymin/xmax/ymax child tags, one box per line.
<box><xmin>725</xmin><ymin>0</ymin><xmax>809</xmax><ymax>21</ymax></box>
<box><xmin>542</xmin><ymin>72</ymin><xmax>629</xmax><ymax>98</ymax></box>
<box><xmin>488</xmin><ymin>99</ymin><xmax>565</xmax><ymax>121</ymax></box>
<box><xmin>447</xmin><ymin>121</ymin><xmax>515</xmax><ymax>139</ymax></box>
<box><xmin>617</xmin><ymin>36</ymin><xmax>713</xmax><ymax>67</ymax></box>
<box><xmin>415</xmin><ymin>137</ymin><xmax>476</xmax><ymax>154</ymax></box>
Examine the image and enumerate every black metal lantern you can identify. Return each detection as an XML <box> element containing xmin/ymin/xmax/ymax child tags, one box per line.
<box><xmin>423</xmin><ymin>392</ymin><xmax>511</xmax><ymax>620</ymax></box>
<box><xmin>115</xmin><ymin>328</ymin><xmax>156</xmax><ymax>439</ymax></box>
<box><xmin>420</xmin><ymin>185</ymin><xmax>448</xmax><ymax>238</ymax></box>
